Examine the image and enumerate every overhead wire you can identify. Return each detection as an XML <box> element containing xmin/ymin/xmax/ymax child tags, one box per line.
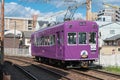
<box><xmin>5</xmin><ymin>1</ymin><xmax>29</xmax><ymax>17</ymax></box>
<box><xmin>19</xmin><ymin>0</ymin><xmax>64</xmax><ymax>18</ymax></box>
<box><xmin>5</xmin><ymin>0</ymin><xmax>83</xmax><ymax>20</ymax></box>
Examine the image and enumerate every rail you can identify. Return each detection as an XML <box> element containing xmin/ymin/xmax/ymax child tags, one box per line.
<box><xmin>5</xmin><ymin>57</ymin><xmax>72</xmax><ymax>80</ymax></box>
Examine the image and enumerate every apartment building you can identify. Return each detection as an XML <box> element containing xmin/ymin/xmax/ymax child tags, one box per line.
<box><xmin>97</xmin><ymin>8</ymin><xmax>120</xmax><ymax>22</ymax></box>
<box><xmin>5</xmin><ymin>17</ymin><xmax>33</xmax><ymax>31</ymax></box>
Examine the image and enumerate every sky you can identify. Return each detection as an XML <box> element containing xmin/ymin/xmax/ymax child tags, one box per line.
<box><xmin>2</xmin><ymin>0</ymin><xmax>120</xmax><ymax>21</ymax></box>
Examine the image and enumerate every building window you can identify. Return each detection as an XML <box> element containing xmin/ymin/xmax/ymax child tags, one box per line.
<box><xmin>28</xmin><ymin>20</ymin><xmax>32</xmax><ymax>24</ymax></box>
<box><xmin>118</xmin><ymin>48</ymin><xmax>120</xmax><ymax>51</ymax></box>
<box><xmin>28</xmin><ymin>26</ymin><xmax>32</xmax><ymax>30</ymax></box>
<box><xmin>103</xmin><ymin>18</ymin><xmax>105</xmax><ymax>21</ymax></box>
<box><xmin>110</xmin><ymin>30</ymin><xmax>115</xmax><ymax>34</ymax></box>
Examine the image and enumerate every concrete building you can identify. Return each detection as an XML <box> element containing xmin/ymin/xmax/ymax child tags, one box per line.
<box><xmin>97</xmin><ymin>8</ymin><xmax>120</xmax><ymax>22</ymax></box>
<box><xmin>5</xmin><ymin>17</ymin><xmax>33</xmax><ymax>31</ymax></box>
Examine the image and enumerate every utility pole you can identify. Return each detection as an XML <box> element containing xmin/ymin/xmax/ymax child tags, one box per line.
<box><xmin>0</xmin><ymin>0</ymin><xmax>4</xmax><ymax>64</ymax></box>
<box><xmin>86</xmin><ymin>0</ymin><xmax>92</xmax><ymax>21</ymax></box>
<box><xmin>32</xmin><ymin>15</ymin><xmax>38</xmax><ymax>31</ymax></box>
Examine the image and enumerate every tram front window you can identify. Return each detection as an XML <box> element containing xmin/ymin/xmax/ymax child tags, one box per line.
<box><xmin>89</xmin><ymin>32</ymin><xmax>96</xmax><ymax>44</ymax></box>
<box><xmin>79</xmin><ymin>33</ymin><xmax>86</xmax><ymax>44</ymax></box>
<box><xmin>68</xmin><ymin>33</ymin><xmax>76</xmax><ymax>44</ymax></box>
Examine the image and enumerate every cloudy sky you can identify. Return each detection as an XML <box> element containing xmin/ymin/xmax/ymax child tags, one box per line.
<box><xmin>3</xmin><ymin>0</ymin><xmax>120</xmax><ymax>20</ymax></box>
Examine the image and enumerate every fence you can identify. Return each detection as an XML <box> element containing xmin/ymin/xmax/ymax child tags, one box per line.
<box><xmin>4</xmin><ymin>48</ymin><xmax>31</xmax><ymax>57</ymax></box>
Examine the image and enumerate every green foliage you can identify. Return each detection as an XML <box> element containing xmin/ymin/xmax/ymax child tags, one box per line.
<box><xmin>104</xmin><ymin>66</ymin><xmax>120</xmax><ymax>74</ymax></box>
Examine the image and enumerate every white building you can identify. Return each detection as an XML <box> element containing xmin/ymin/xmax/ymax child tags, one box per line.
<box><xmin>96</xmin><ymin>21</ymin><xmax>120</xmax><ymax>45</ymax></box>
<box><xmin>97</xmin><ymin>8</ymin><xmax>120</xmax><ymax>22</ymax></box>
<box><xmin>97</xmin><ymin>16</ymin><xmax>112</xmax><ymax>22</ymax></box>
<box><xmin>35</xmin><ymin>17</ymin><xmax>56</xmax><ymax>30</ymax></box>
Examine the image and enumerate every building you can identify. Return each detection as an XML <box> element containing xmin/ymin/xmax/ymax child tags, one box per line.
<box><xmin>97</xmin><ymin>8</ymin><xmax>120</xmax><ymax>22</ymax></box>
<box><xmin>35</xmin><ymin>17</ymin><xmax>56</xmax><ymax>30</ymax></box>
<box><xmin>22</xmin><ymin>31</ymin><xmax>33</xmax><ymax>48</ymax></box>
<box><xmin>97</xmin><ymin>16</ymin><xmax>112</xmax><ymax>22</ymax></box>
<box><xmin>97</xmin><ymin>22</ymin><xmax>120</xmax><ymax>40</ymax></box>
<box><xmin>96</xmin><ymin>21</ymin><xmax>120</xmax><ymax>54</ymax></box>
<box><xmin>3</xmin><ymin>17</ymin><xmax>57</xmax><ymax>48</ymax></box>
<box><xmin>104</xmin><ymin>34</ymin><xmax>120</xmax><ymax>46</ymax></box>
<box><xmin>3</xmin><ymin>17</ymin><xmax>34</xmax><ymax>48</ymax></box>
<box><xmin>5</xmin><ymin>17</ymin><xmax>33</xmax><ymax>31</ymax></box>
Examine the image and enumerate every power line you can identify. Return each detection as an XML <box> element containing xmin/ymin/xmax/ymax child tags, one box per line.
<box><xmin>5</xmin><ymin>1</ymin><xmax>29</xmax><ymax>17</ymax></box>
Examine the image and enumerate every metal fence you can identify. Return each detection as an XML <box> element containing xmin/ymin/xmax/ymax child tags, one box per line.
<box><xmin>4</xmin><ymin>48</ymin><xmax>31</xmax><ymax>57</ymax></box>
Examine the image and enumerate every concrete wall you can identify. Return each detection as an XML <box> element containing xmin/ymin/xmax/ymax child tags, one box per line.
<box><xmin>4</xmin><ymin>48</ymin><xmax>31</xmax><ymax>57</ymax></box>
<box><xmin>97</xmin><ymin>54</ymin><xmax>120</xmax><ymax>67</ymax></box>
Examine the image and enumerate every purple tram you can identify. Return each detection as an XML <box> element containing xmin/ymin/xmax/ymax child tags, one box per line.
<box><xmin>31</xmin><ymin>20</ymin><xmax>99</xmax><ymax>68</ymax></box>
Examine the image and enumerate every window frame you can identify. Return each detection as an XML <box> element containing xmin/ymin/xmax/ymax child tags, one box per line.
<box><xmin>78</xmin><ymin>32</ymin><xmax>87</xmax><ymax>45</ymax></box>
<box><xmin>67</xmin><ymin>32</ymin><xmax>77</xmax><ymax>45</ymax></box>
<box><xmin>89</xmin><ymin>32</ymin><xmax>97</xmax><ymax>44</ymax></box>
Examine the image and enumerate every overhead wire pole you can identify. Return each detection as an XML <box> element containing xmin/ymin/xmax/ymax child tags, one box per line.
<box><xmin>32</xmin><ymin>15</ymin><xmax>38</xmax><ymax>31</ymax></box>
<box><xmin>0</xmin><ymin>0</ymin><xmax>4</xmax><ymax>64</ymax></box>
<box><xmin>64</xmin><ymin>2</ymin><xmax>86</xmax><ymax>21</ymax></box>
<box><xmin>86</xmin><ymin>0</ymin><xmax>92</xmax><ymax>21</ymax></box>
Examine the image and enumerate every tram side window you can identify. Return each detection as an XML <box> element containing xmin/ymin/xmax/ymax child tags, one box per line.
<box><xmin>34</xmin><ymin>35</ymin><xmax>37</xmax><ymax>46</ymax></box>
<box><xmin>79</xmin><ymin>32</ymin><xmax>86</xmax><ymax>44</ymax></box>
<box><xmin>41</xmin><ymin>36</ymin><xmax>44</xmax><ymax>46</ymax></box>
<box><xmin>36</xmin><ymin>38</ymin><xmax>39</xmax><ymax>46</ymax></box>
<box><xmin>50</xmin><ymin>35</ymin><xmax>55</xmax><ymax>45</ymax></box>
<box><xmin>89</xmin><ymin>32</ymin><xmax>96</xmax><ymax>44</ymax></box>
<box><xmin>68</xmin><ymin>33</ymin><xmax>76</xmax><ymax>44</ymax></box>
<box><xmin>44</xmin><ymin>36</ymin><xmax>48</xmax><ymax>45</ymax></box>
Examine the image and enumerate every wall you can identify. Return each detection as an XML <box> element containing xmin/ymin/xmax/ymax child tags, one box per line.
<box><xmin>4</xmin><ymin>48</ymin><xmax>31</xmax><ymax>57</ymax></box>
<box><xmin>4</xmin><ymin>38</ymin><xmax>20</xmax><ymax>48</ymax></box>
<box><xmin>96</xmin><ymin>54</ymin><xmax>120</xmax><ymax>67</ymax></box>
<box><xmin>100</xmin><ymin>46</ymin><xmax>120</xmax><ymax>54</ymax></box>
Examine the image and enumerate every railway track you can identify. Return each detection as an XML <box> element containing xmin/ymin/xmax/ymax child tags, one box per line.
<box><xmin>4</xmin><ymin>61</ymin><xmax>38</xmax><ymax>80</ymax></box>
<box><xmin>13</xmin><ymin>63</ymin><xmax>39</xmax><ymax>80</ymax></box>
<box><xmin>90</xmin><ymin>69</ymin><xmax>120</xmax><ymax>79</ymax></box>
<box><xmin>5</xmin><ymin>56</ymin><xmax>72</xmax><ymax>80</ymax></box>
<box><xmin>5</xmin><ymin>56</ymin><xmax>120</xmax><ymax>80</ymax></box>
<box><xmin>71</xmin><ymin>69</ymin><xmax>120</xmax><ymax>80</ymax></box>
<box><xmin>70</xmin><ymin>69</ymin><xmax>103</xmax><ymax>80</ymax></box>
